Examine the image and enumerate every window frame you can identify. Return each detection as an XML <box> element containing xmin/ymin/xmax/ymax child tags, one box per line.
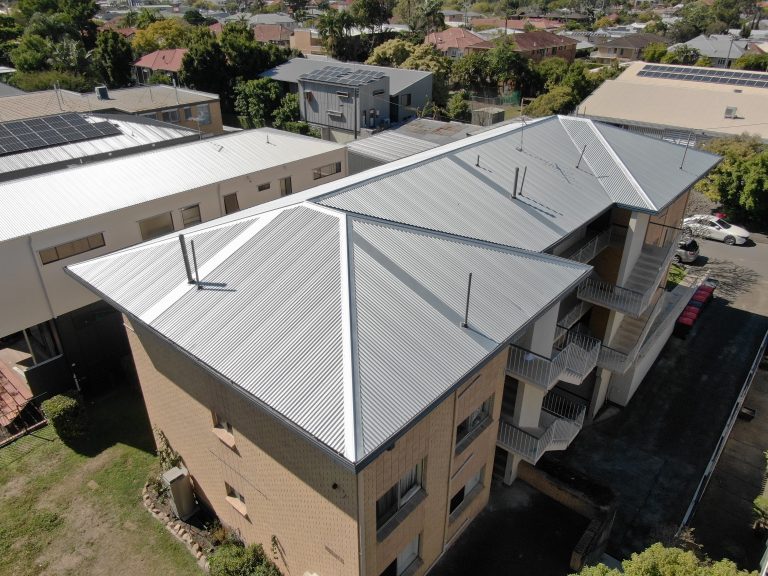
<box><xmin>138</xmin><ymin>212</ymin><xmax>175</xmax><ymax>241</ymax></box>
<box><xmin>223</xmin><ymin>193</ymin><xmax>240</xmax><ymax>215</ymax></box>
<box><xmin>195</xmin><ymin>103</ymin><xmax>212</xmax><ymax>125</ymax></box>
<box><xmin>257</xmin><ymin>182</ymin><xmax>270</xmax><ymax>192</ymax></box>
<box><xmin>181</xmin><ymin>204</ymin><xmax>202</xmax><ymax>228</ymax></box>
<box><xmin>312</xmin><ymin>161</ymin><xmax>342</xmax><ymax>180</ymax></box>
<box><xmin>455</xmin><ymin>396</ymin><xmax>493</xmax><ymax>449</ymax></box>
<box><xmin>279</xmin><ymin>176</ymin><xmax>293</xmax><ymax>196</ymax></box>
<box><xmin>38</xmin><ymin>232</ymin><xmax>106</xmax><ymax>265</ymax></box>
<box><xmin>376</xmin><ymin>461</ymin><xmax>423</xmax><ymax>530</ymax></box>
<box><xmin>225</xmin><ymin>482</ymin><xmax>248</xmax><ymax>516</ymax></box>
<box><xmin>161</xmin><ymin>108</ymin><xmax>180</xmax><ymax>123</ymax></box>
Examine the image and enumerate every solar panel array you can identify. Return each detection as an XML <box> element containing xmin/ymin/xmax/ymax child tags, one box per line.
<box><xmin>300</xmin><ymin>66</ymin><xmax>386</xmax><ymax>86</ymax></box>
<box><xmin>0</xmin><ymin>113</ymin><xmax>122</xmax><ymax>156</ymax></box>
<box><xmin>638</xmin><ymin>64</ymin><xmax>768</xmax><ymax>88</ymax></box>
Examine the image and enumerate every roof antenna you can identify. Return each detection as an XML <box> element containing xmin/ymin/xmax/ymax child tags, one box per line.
<box><xmin>191</xmin><ymin>239</ymin><xmax>202</xmax><ymax>289</ymax></box>
<box><xmin>512</xmin><ymin>167</ymin><xmax>519</xmax><ymax>199</ymax></box>
<box><xmin>679</xmin><ymin>132</ymin><xmax>693</xmax><ymax>170</ymax></box>
<box><xmin>461</xmin><ymin>273</ymin><xmax>473</xmax><ymax>328</ymax></box>
<box><xmin>266</xmin><ymin>133</ymin><xmax>270</xmax><ymax>145</ymax></box>
<box><xmin>576</xmin><ymin>144</ymin><xmax>588</xmax><ymax>169</ymax></box>
<box><xmin>475</xmin><ymin>154</ymin><xmax>480</xmax><ymax>167</ymax></box>
<box><xmin>517</xmin><ymin>118</ymin><xmax>525</xmax><ymax>152</ymax></box>
<box><xmin>178</xmin><ymin>234</ymin><xmax>194</xmax><ymax>284</ymax></box>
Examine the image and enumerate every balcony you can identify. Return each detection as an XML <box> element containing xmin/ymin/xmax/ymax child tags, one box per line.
<box><xmin>577</xmin><ymin>227</ymin><xmax>681</xmax><ymax>318</ymax></box>
<box><xmin>507</xmin><ymin>330</ymin><xmax>601</xmax><ymax>389</ymax></box>
<box><xmin>563</xmin><ymin>228</ymin><xmax>614</xmax><ymax>264</ymax></box>
<box><xmin>496</xmin><ymin>391</ymin><xmax>587</xmax><ymax>464</ymax></box>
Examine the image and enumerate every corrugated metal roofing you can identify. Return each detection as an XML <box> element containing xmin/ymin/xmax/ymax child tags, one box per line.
<box><xmin>346</xmin><ymin>131</ymin><xmax>439</xmax><ymax>162</ymax></box>
<box><xmin>0</xmin><ymin>127</ymin><xmax>344</xmax><ymax>244</ymax></box>
<box><xmin>68</xmin><ymin>203</ymin><xmax>590</xmax><ymax>465</ymax></box>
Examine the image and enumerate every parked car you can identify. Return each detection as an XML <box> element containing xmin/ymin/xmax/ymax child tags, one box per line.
<box><xmin>683</xmin><ymin>214</ymin><xmax>750</xmax><ymax>245</ymax></box>
<box><xmin>675</xmin><ymin>238</ymin><xmax>700</xmax><ymax>263</ymax></box>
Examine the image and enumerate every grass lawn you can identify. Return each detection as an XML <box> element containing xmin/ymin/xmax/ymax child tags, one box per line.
<box><xmin>0</xmin><ymin>385</ymin><xmax>202</xmax><ymax>576</ymax></box>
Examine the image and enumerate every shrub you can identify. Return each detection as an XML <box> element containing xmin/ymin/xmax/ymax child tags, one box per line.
<box><xmin>754</xmin><ymin>495</ymin><xmax>768</xmax><ymax>529</ymax></box>
<box><xmin>209</xmin><ymin>542</ymin><xmax>282</xmax><ymax>576</ymax></box>
<box><xmin>41</xmin><ymin>392</ymin><xmax>88</xmax><ymax>441</ymax></box>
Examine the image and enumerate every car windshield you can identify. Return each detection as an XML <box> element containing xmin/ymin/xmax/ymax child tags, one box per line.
<box><xmin>715</xmin><ymin>219</ymin><xmax>731</xmax><ymax>229</ymax></box>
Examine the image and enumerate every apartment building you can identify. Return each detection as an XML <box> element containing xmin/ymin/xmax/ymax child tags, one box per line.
<box><xmin>0</xmin><ymin>129</ymin><xmax>347</xmax><ymax>397</ymax></box>
<box><xmin>67</xmin><ymin>116</ymin><xmax>719</xmax><ymax>576</ymax></box>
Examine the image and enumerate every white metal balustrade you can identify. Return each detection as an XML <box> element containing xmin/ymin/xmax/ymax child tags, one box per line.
<box><xmin>565</xmin><ymin>228</ymin><xmax>613</xmax><ymax>264</ymax></box>
<box><xmin>577</xmin><ymin>230</ymin><xmax>681</xmax><ymax>318</ymax></box>
<box><xmin>507</xmin><ymin>330</ymin><xmax>601</xmax><ymax>389</ymax></box>
<box><xmin>496</xmin><ymin>391</ymin><xmax>587</xmax><ymax>464</ymax></box>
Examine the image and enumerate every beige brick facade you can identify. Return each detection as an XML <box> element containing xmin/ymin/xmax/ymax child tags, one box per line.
<box><xmin>127</xmin><ymin>314</ymin><xmax>509</xmax><ymax>576</ymax></box>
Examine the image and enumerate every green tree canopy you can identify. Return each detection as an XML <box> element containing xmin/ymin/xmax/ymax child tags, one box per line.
<box><xmin>365</xmin><ymin>37</ymin><xmax>417</xmax><ymax>67</ymax></box>
<box><xmin>571</xmin><ymin>543</ymin><xmax>757</xmax><ymax>576</ymax></box>
<box><xmin>92</xmin><ymin>30</ymin><xmax>134</xmax><ymax>88</ymax></box>
<box><xmin>131</xmin><ymin>19</ymin><xmax>192</xmax><ymax>56</ymax></box>
<box><xmin>316</xmin><ymin>8</ymin><xmax>356</xmax><ymax>60</ymax></box>
<box><xmin>524</xmin><ymin>85</ymin><xmax>576</xmax><ymax>117</ymax></box>
<box><xmin>234</xmin><ymin>77</ymin><xmax>283</xmax><ymax>127</ymax></box>
<box><xmin>180</xmin><ymin>29</ymin><xmax>230</xmax><ymax>104</ymax></box>
<box><xmin>400</xmin><ymin>43</ymin><xmax>451</xmax><ymax>105</ymax></box>
<box><xmin>661</xmin><ymin>44</ymin><xmax>701</xmax><ymax>65</ymax></box>
<box><xmin>220</xmin><ymin>21</ymin><xmax>291</xmax><ymax>81</ymax></box>
<box><xmin>732</xmin><ymin>53</ymin><xmax>768</xmax><ymax>71</ymax></box>
<box><xmin>10</xmin><ymin>33</ymin><xmax>51</xmax><ymax>72</ymax></box>
<box><xmin>642</xmin><ymin>42</ymin><xmax>667</xmax><ymax>63</ymax></box>
<box><xmin>351</xmin><ymin>0</ymin><xmax>396</xmax><ymax>34</ymax></box>
<box><xmin>445</xmin><ymin>89</ymin><xmax>470</xmax><ymax>121</ymax></box>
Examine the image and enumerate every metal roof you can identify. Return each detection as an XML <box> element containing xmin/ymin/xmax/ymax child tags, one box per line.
<box><xmin>346</xmin><ymin>131</ymin><xmax>439</xmax><ymax>162</ymax></box>
<box><xmin>0</xmin><ymin>128</ymin><xmax>344</xmax><ymax>244</ymax></box>
<box><xmin>0</xmin><ymin>114</ymin><xmax>197</xmax><ymax>182</ymax></box>
<box><xmin>300</xmin><ymin>66</ymin><xmax>385</xmax><ymax>86</ymax></box>
<box><xmin>68</xmin><ymin>203</ymin><xmax>590</xmax><ymax>465</ymax></box>
<box><xmin>261</xmin><ymin>58</ymin><xmax>432</xmax><ymax>96</ymax></box>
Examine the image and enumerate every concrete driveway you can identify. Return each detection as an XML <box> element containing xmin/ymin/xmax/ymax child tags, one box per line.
<box><xmin>543</xmin><ymin>236</ymin><xmax>768</xmax><ymax>562</ymax></box>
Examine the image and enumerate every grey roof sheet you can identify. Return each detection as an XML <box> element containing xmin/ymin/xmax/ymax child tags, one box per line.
<box><xmin>262</xmin><ymin>58</ymin><xmax>432</xmax><ymax>95</ymax></box>
<box><xmin>347</xmin><ymin>131</ymin><xmax>439</xmax><ymax>162</ymax></box>
<box><xmin>68</xmin><ymin>203</ymin><xmax>590</xmax><ymax>464</ymax></box>
<box><xmin>0</xmin><ymin>127</ymin><xmax>344</xmax><ymax>244</ymax></box>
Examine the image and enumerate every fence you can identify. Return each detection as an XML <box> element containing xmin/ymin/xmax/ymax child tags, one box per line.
<box><xmin>0</xmin><ymin>392</ymin><xmax>49</xmax><ymax>449</ymax></box>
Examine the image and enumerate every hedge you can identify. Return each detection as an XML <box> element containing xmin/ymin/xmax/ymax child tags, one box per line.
<box><xmin>41</xmin><ymin>392</ymin><xmax>88</xmax><ymax>441</ymax></box>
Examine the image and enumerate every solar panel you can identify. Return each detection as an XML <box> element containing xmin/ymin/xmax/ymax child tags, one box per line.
<box><xmin>0</xmin><ymin>112</ymin><xmax>121</xmax><ymax>157</ymax></box>
<box><xmin>638</xmin><ymin>63</ymin><xmax>768</xmax><ymax>89</ymax></box>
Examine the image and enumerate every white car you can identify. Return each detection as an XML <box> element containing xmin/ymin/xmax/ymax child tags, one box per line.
<box><xmin>683</xmin><ymin>215</ymin><xmax>750</xmax><ymax>245</ymax></box>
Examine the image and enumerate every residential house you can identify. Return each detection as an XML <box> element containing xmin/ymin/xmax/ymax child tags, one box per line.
<box><xmin>467</xmin><ymin>30</ymin><xmax>578</xmax><ymax>63</ymax></box>
<box><xmin>469</xmin><ymin>17</ymin><xmax>563</xmax><ymax>31</ymax></box>
<box><xmin>253</xmin><ymin>24</ymin><xmax>291</xmax><ymax>47</ymax></box>
<box><xmin>672</xmin><ymin>34</ymin><xmax>750</xmax><ymax>68</ymax></box>
<box><xmin>68</xmin><ymin>115</ymin><xmax>718</xmax><ymax>576</ymax></box>
<box><xmin>0</xmin><ymin>129</ymin><xmax>347</xmax><ymax>397</ymax></box>
<box><xmin>0</xmin><ymin>85</ymin><xmax>225</xmax><ymax>135</ymax></box>
<box><xmin>424</xmin><ymin>28</ymin><xmax>485</xmax><ymax>58</ymax></box>
<box><xmin>262</xmin><ymin>58</ymin><xmax>433</xmax><ymax>139</ymax></box>
<box><xmin>440</xmin><ymin>9</ymin><xmax>484</xmax><ymax>26</ymax></box>
<box><xmin>290</xmin><ymin>29</ymin><xmax>327</xmax><ymax>56</ymax></box>
<box><xmin>590</xmin><ymin>33</ymin><xmax>669</xmax><ymax>63</ymax></box>
<box><xmin>133</xmin><ymin>48</ymin><xmax>189</xmax><ymax>86</ymax></box>
<box><xmin>578</xmin><ymin>61</ymin><xmax>768</xmax><ymax>144</ymax></box>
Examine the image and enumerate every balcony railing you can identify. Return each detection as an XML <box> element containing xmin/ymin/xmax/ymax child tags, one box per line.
<box><xmin>496</xmin><ymin>391</ymin><xmax>587</xmax><ymax>464</ymax></box>
<box><xmin>507</xmin><ymin>330</ymin><xmax>601</xmax><ymax>389</ymax></box>
<box><xmin>558</xmin><ymin>301</ymin><xmax>593</xmax><ymax>331</ymax></box>
<box><xmin>577</xmin><ymin>229</ymin><xmax>681</xmax><ymax>318</ymax></box>
<box><xmin>565</xmin><ymin>228</ymin><xmax>613</xmax><ymax>264</ymax></box>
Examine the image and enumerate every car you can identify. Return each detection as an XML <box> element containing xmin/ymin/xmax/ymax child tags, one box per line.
<box><xmin>683</xmin><ymin>214</ymin><xmax>750</xmax><ymax>245</ymax></box>
<box><xmin>675</xmin><ymin>238</ymin><xmax>699</xmax><ymax>263</ymax></box>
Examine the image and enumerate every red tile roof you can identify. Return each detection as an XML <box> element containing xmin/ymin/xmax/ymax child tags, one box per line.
<box><xmin>509</xmin><ymin>30</ymin><xmax>578</xmax><ymax>50</ymax></box>
<box><xmin>209</xmin><ymin>22</ymin><xmax>223</xmax><ymax>36</ymax></box>
<box><xmin>424</xmin><ymin>27</ymin><xmax>484</xmax><ymax>52</ymax></box>
<box><xmin>133</xmin><ymin>48</ymin><xmax>189</xmax><ymax>73</ymax></box>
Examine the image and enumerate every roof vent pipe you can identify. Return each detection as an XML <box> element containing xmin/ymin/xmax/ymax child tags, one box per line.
<box><xmin>191</xmin><ymin>239</ymin><xmax>202</xmax><ymax>290</ymax></box>
<box><xmin>520</xmin><ymin>166</ymin><xmax>527</xmax><ymax>196</ymax></box>
<box><xmin>476</xmin><ymin>154</ymin><xmax>480</xmax><ymax>167</ymax></box>
<box><xmin>461</xmin><ymin>272</ymin><xmax>473</xmax><ymax>328</ymax></box>
<box><xmin>512</xmin><ymin>167</ymin><xmax>519</xmax><ymax>199</ymax></box>
<box><xmin>178</xmin><ymin>234</ymin><xmax>194</xmax><ymax>284</ymax></box>
<box><xmin>576</xmin><ymin>144</ymin><xmax>587</xmax><ymax>169</ymax></box>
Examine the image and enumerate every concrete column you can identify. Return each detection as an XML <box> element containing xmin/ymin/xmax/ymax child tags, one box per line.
<box><xmin>590</xmin><ymin>368</ymin><xmax>612</xmax><ymax>420</ymax></box>
<box><xmin>512</xmin><ymin>382</ymin><xmax>546</xmax><ymax>429</ymax></box>
<box><xmin>529</xmin><ymin>302</ymin><xmax>560</xmax><ymax>357</ymax></box>
<box><xmin>617</xmin><ymin>212</ymin><xmax>650</xmax><ymax>285</ymax></box>
<box><xmin>503</xmin><ymin>453</ymin><xmax>523</xmax><ymax>485</ymax></box>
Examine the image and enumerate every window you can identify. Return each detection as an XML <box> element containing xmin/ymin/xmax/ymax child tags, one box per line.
<box><xmin>456</xmin><ymin>396</ymin><xmax>493</xmax><ymax>446</ymax></box>
<box><xmin>212</xmin><ymin>411</ymin><xmax>236</xmax><ymax>448</ymax></box>
<box><xmin>140</xmin><ymin>112</ymin><xmax>157</xmax><ymax>120</ymax></box>
<box><xmin>161</xmin><ymin>109</ymin><xmax>180</xmax><ymax>123</ymax></box>
<box><xmin>401</xmin><ymin>93</ymin><xmax>412</xmax><ymax>106</ymax></box>
<box><xmin>257</xmin><ymin>182</ymin><xmax>270</xmax><ymax>191</ymax></box>
<box><xmin>280</xmin><ymin>176</ymin><xmax>292</xmax><ymax>196</ymax></box>
<box><xmin>181</xmin><ymin>204</ymin><xmax>202</xmax><ymax>228</ymax></box>
<box><xmin>449</xmin><ymin>468</ymin><xmax>484</xmax><ymax>516</ymax></box>
<box><xmin>223</xmin><ymin>193</ymin><xmax>240</xmax><ymax>215</ymax></box>
<box><xmin>225</xmin><ymin>482</ymin><xmax>248</xmax><ymax>517</ymax></box>
<box><xmin>38</xmin><ymin>233</ymin><xmax>106</xmax><ymax>264</ymax></box>
<box><xmin>376</xmin><ymin>461</ymin><xmax>423</xmax><ymax>530</ymax></box>
<box><xmin>183</xmin><ymin>106</ymin><xmax>194</xmax><ymax>121</ymax></box>
<box><xmin>328</xmin><ymin>110</ymin><xmax>343</xmax><ymax>118</ymax></box>
<box><xmin>138</xmin><ymin>212</ymin><xmax>174</xmax><ymax>241</ymax></box>
<box><xmin>312</xmin><ymin>161</ymin><xmax>342</xmax><ymax>180</ymax></box>
<box><xmin>380</xmin><ymin>534</ymin><xmax>421</xmax><ymax>576</ymax></box>
<box><xmin>336</xmin><ymin>90</ymin><xmax>349</xmax><ymax>98</ymax></box>
<box><xmin>196</xmin><ymin>103</ymin><xmax>211</xmax><ymax>125</ymax></box>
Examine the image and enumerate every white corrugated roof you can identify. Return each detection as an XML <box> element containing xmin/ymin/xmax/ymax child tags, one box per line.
<box><xmin>68</xmin><ymin>203</ymin><xmax>590</xmax><ymax>465</ymax></box>
<box><xmin>0</xmin><ymin>128</ymin><xmax>344</xmax><ymax>244</ymax></box>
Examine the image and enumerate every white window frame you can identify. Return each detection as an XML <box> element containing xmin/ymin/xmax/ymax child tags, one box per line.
<box><xmin>312</xmin><ymin>161</ymin><xmax>342</xmax><ymax>180</ymax></box>
<box><xmin>138</xmin><ymin>212</ymin><xmax>175</xmax><ymax>241</ymax></box>
<box><xmin>376</xmin><ymin>461</ymin><xmax>423</xmax><ymax>529</ymax></box>
<box><xmin>39</xmin><ymin>232</ymin><xmax>106</xmax><ymax>265</ymax></box>
<box><xmin>161</xmin><ymin>108</ymin><xmax>180</xmax><ymax>123</ymax></box>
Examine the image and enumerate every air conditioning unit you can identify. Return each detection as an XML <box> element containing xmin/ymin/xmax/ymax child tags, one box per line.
<box><xmin>95</xmin><ymin>85</ymin><xmax>109</xmax><ymax>100</ymax></box>
<box><xmin>162</xmin><ymin>466</ymin><xmax>198</xmax><ymax>521</ymax></box>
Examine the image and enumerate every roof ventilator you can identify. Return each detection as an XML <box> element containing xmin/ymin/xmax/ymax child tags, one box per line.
<box><xmin>461</xmin><ymin>273</ymin><xmax>473</xmax><ymax>328</ymax></box>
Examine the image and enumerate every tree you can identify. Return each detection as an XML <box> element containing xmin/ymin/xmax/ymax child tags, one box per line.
<box><xmin>179</xmin><ymin>29</ymin><xmax>229</xmax><ymax>103</ymax></box>
<box><xmin>396</xmin><ymin>0</ymin><xmax>444</xmax><ymax>36</ymax></box>
<box><xmin>450</xmin><ymin>51</ymin><xmax>491</xmax><ymax>92</ymax></box>
<box><xmin>136</xmin><ymin>8</ymin><xmax>163</xmax><ymax>29</ymax></box>
<box><xmin>9</xmin><ymin>69</ymin><xmax>95</xmax><ymax>91</ymax></box>
<box><xmin>132</xmin><ymin>19</ymin><xmax>192</xmax><ymax>56</ymax></box>
<box><xmin>523</xmin><ymin>85</ymin><xmax>576</xmax><ymax>117</ymax></box>
<box><xmin>366</xmin><ymin>38</ymin><xmax>417</xmax><ymax>66</ymax></box>
<box><xmin>49</xmin><ymin>37</ymin><xmax>88</xmax><ymax>73</ymax></box>
<box><xmin>183</xmin><ymin>10</ymin><xmax>207</xmax><ymax>26</ymax></box>
<box><xmin>661</xmin><ymin>45</ymin><xmax>701</xmax><ymax>65</ymax></box>
<box><xmin>234</xmin><ymin>77</ymin><xmax>283</xmax><ymax>127</ymax></box>
<box><xmin>25</xmin><ymin>12</ymin><xmax>78</xmax><ymax>42</ymax></box>
<box><xmin>0</xmin><ymin>15</ymin><xmax>23</xmax><ymax>66</ymax></box>
<box><xmin>351</xmin><ymin>0</ymin><xmax>396</xmax><ymax>35</ymax></box>
<box><xmin>642</xmin><ymin>42</ymin><xmax>667</xmax><ymax>63</ymax></box>
<box><xmin>570</xmin><ymin>543</ymin><xmax>757</xmax><ymax>576</ymax></box>
<box><xmin>534</xmin><ymin>56</ymin><xmax>570</xmax><ymax>92</ymax></box>
<box><xmin>272</xmin><ymin>92</ymin><xmax>300</xmax><ymax>128</ymax></box>
<box><xmin>317</xmin><ymin>8</ymin><xmax>356</xmax><ymax>60</ymax></box>
<box><xmin>92</xmin><ymin>30</ymin><xmax>134</xmax><ymax>88</ymax></box>
<box><xmin>732</xmin><ymin>53</ymin><xmax>768</xmax><ymax>71</ymax></box>
<box><xmin>14</xmin><ymin>0</ymin><xmax>59</xmax><ymax>23</ymax></box>
<box><xmin>10</xmin><ymin>34</ymin><xmax>51</xmax><ymax>72</ymax></box>
<box><xmin>400</xmin><ymin>43</ymin><xmax>451</xmax><ymax>105</ymax></box>
<box><xmin>485</xmin><ymin>39</ymin><xmax>533</xmax><ymax>92</ymax></box>
<box><xmin>59</xmin><ymin>0</ymin><xmax>98</xmax><ymax>47</ymax></box>
<box><xmin>446</xmin><ymin>90</ymin><xmax>470</xmax><ymax>121</ymax></box>
<box><xmin>695</xmin><ymin>55</ymin><xmax>712</xmax><ymax>67</ymax></box>
<box><xmin>696</xmin><ymin>136</ymin><xmax>768</xmax><ymax>223</ymax></box>
<box><xmin>220</xmin><ymin>21</ymin><xmax>290</xmax><ymax>81</ymax></box>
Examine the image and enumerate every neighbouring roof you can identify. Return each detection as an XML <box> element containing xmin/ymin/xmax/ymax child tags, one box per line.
<box><xmin>578</xmin><ymin>61</ymin><xmax>768</xmax><ymax>141</ymax></box>
<box><xmin>599</xmin><ymin>33</ymin><xmax>669</xmax><ymax>49</ymax></box>
<box><xmin>253</xmin><ymin>23</ymin><xmax>291</xmax><ymax>43</ymax></box>
<box><xmin>0</xmin><ymin>128</ymin><xmax>345</xmax><ymax>243</ymax></box>
<box><xmin>0</xmin><ymin>85</ymin><xmax>220</xmax><ymax>122</ymax></box>
<box><xmin>0</xmin><ymin>113</ymin><xmax>198</xmax><ymax>182</ymax></box>
<box><xmin>676</xmin><ymin>34</ymin><xmax>748</xmax><ymax>60</ymax></box>
<box><xmin>424</xmin><ymin>27</ymin><xmax>484</xmax><ymax>51</ymax></box>
<box><xmin>68</xmin><ymin>203</ymin><xmax>591</xmax><ymax>465</ymax></box>
<box><xmin>347</xmin><ymin>131</ymin><xmax>440</xmax><ymax>162</ymax></box>
<box><xmin>261</xmin><ymin>58</ymin><xmax>432</xmax><ymax>95</ymax></box>
<box><xmin>134</xmin><ymin>49</ymin><xmax>189</xmax><ymax>73</ymax></box>
<box><xmin>0</xmin><ymin>82</ymin><xmax>24</xmax><ymax>98</ymax></box>
<box><xmin>511</xmin><ymin>30</ymin><xmax>578</xmax><ymax>50</ymax></box>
